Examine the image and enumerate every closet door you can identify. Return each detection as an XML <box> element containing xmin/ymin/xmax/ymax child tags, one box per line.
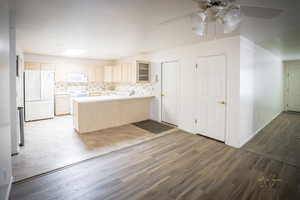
<box><xmin>196</xmin><ymin>55</ymin><xmax>227</xmax><ymax>142</ymax></box>
<box><xmin>161</xmin><ymin>61</ymin><xmax>179</xmax><ymax>126</ymax></box>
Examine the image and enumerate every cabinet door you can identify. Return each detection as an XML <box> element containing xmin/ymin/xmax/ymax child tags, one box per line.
<box><xmin>41</xmin><ymin>63</ymin><xmax>55</xmax><ymax>71</ymax></box>
<box><xmin>121</xmin><ymin>64</ymin><xmax>129</xmax><ymax>83</ymax></box>
<box><xmin>128</xmin><ymin>62</ymin><xmax>137</xmax><ymax>83</ymax></box>
<box><xmin>95</xmin><ymin>67</ymin><xmax>104</xmax><ymax>82</ymax></box>
<box><xmin>88</xmin><ymin>66</ymin><xmax>96</xmax><ymax>82</ymax></box>
<box><xmin>25</xmin><ymin>62</ymin><xmax>41</xmax><ymax>71</ymax></box>
<box><xmin>113</xmin><ymin>65</ymin><xmax>122</xmax><ymax>83</ymax></box>
<box><xmin>104</xmin><ymin>66</ymin><xmax>113</xmax><ymax>82</ymax></box>
<box><xmin>55</xmin><ymin>95</ymin><xmax>71</xmax><ymax>115</ymax></box>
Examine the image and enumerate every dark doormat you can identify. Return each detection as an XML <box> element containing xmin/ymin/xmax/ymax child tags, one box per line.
<box><xmin>133</xmin><ymin>120</ymin><xmax>174</xmax><ymax>134</ymax></box>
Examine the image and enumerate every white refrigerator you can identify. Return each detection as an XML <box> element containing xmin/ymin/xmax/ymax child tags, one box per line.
<box><xmin>24</xmin><ymin>70</ymin><xmax>55</xmax><ymax>121</ymax></box>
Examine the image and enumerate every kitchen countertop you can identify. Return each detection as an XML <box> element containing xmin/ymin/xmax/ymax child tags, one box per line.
<box><xmin>73</xmin><ymin>95</ymin><xmax>154</xmax><ymax>103</ymax></box>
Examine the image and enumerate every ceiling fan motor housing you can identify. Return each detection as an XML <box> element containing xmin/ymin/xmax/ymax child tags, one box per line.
<box><xmin>206</xmin><ymin>0</ymin><xmax>227</xmax><ymax>8</ymax></box>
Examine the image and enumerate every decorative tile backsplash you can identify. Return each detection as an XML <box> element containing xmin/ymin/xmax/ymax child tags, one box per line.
<box><xmin>114</xmin><ymin>83</ymin><xmax>154</xmax><ymax>96</ymax></box>
<box><xmin>55</xmin><ymin>81</ymin><xmax>154</xmax><ymax>96</ymax></box>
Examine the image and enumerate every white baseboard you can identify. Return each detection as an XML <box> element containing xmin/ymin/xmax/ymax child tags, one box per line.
<box><xmin>241</xmin><ymin>111</ymin><xmax>282</xmax><ymax>147</ymax></box>
<box><xmin>5</xmin><ymin>176</ymin><xmax>13</xmax><ymax>200</ymax></box>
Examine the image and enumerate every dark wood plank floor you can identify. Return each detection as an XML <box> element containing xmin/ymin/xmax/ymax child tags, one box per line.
<box><xmin>10</xmin><ymin>114</ymin><xmax>300</xmax><ymax>200</ymax></box>
<box><xmin>243</xmin><ymin>112</ymin><xmax>300</xmax><ymax>168</ymax></box>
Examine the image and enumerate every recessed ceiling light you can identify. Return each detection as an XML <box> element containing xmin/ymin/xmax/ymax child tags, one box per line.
<box><xmin>63</xmin><ymin>49</ymin><xmax>85</xmax><ymax>57</ymax></box>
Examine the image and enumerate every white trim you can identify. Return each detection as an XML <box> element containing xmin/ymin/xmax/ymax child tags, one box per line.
<box><xmin>240</xmin><ymin>111</ymin><xmax>283</xmax><ymax>148</ymax></box>
<box><xmin>5</xmin><ymin>176</ymin><xmax>13</xmax><ymax>200</ymax></box>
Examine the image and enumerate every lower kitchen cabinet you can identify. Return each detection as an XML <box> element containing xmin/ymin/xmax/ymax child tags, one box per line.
<box><xmin>55</xmin><ymin>94</ymin><xmax>71</xmax><ymax>115</ymax></box>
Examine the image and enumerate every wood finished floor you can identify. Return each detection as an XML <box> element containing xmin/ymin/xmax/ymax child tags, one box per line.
<box><xmin>13</xmin><ymin>116</ymin><xmax>172</xmax><ymax>182</ymax></box>
<box><xmin>243</xmin><ymin>112</ymin><xmax>300</xmax><ymax>168</ymax></box>
<box><xmin>10</xmin><ymin>114</ymin><xmax>300</xmax><ymax>200</ymax></box>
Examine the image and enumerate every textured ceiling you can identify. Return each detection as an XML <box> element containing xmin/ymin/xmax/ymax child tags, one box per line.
<box><xmin>15</xmin><ymin>0</ymin><xmax>300</xmax><ymax>60</ymax></box>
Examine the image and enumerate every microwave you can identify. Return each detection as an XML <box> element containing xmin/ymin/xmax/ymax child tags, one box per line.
<box><xmin>67</xmin><ymin>72</ymin><xmax>88</xmax><ymax>82</ymax></box>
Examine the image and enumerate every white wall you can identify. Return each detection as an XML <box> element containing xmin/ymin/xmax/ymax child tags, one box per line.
<box><xmin>10</xmin><ymin>48</ymin><xmax>24</xmax><ymax>156</ymax></box>
<box><xmin>0</xmin><ymin>0</ymin><xmax>13</xmax><ymax>197</ymax></box>
<box><xmin>119</xmin><ymin>36</ymin><xmax>241</xmax><ymax>147</ymax></box>
<box><xmin>239</xmin><ymin>37</ymin><xmax>284</xmax><ymax>146</ymax></box>
<box><xmin>9</xmin><ymin>3</ymin><xmax>18</xmax><ymax>156</ymax></box>
<box><xmin>120</xmin><ymin>36</ymin><xmax>284</xmax><ymax>148</ymax></box>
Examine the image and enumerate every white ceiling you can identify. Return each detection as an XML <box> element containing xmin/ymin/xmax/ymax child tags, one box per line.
<box><xmin>15</xmin><ymin>0</ymin><xmax>300</xmax><ymax>60</ymax></box>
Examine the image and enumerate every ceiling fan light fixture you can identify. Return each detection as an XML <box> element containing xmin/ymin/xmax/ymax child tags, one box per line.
<box><xmin>190</xmin><ymin>0</ymin><xmax>242</xmax><ymax>36</ymax></box>
<box><xmin>191</xmin><ymin>12</ymin><xmax>207</xmax><ymax>36</ymax></box>
<box><xmin>193</xmin><ymin>23</ymin><xmax>206</xmax><ymax>36</ymax></box>
<box><xmin>222</xmin><ymin>6</ymin><xmax>241</xmax><ymax>33</ymax></box>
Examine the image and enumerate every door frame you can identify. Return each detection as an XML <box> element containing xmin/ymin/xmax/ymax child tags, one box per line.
<box><xmin>160</xmin><ymin>60</ymin><xmax>180</xmax><ymax>126</ymax></box>
<box><xmin>194</xmin><ymin>54</ymin><xmax>228</xmax><ymax>142</ymax></box>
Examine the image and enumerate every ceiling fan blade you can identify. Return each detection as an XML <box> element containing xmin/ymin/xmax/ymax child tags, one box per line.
<box><xmin>241</xmin><ymin>5</ymin><xmax>283</xmax><ymax>19</ymax></box>
<box><xmin>158</xmin><ymin>12</ymin><xmax>196</xmax><ymax>26</ymax></box>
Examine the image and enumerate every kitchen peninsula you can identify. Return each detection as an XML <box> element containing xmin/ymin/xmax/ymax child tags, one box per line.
<box><xmin>73</xmin><ymin>95</ymin><xmax>154</xmax><ymax>133</ymax></box>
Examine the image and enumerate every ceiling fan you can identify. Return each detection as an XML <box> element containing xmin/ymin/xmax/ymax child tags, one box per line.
<box><xmin>160</xmin><ymin>0</ymin><xmax>283</xmax><ymax>36</ymax></box>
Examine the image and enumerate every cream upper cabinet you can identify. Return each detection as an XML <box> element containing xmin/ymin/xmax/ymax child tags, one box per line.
<box><xmin>88</xmin><ymin>66</ymin><xmax>96</xmax><ymax>82</ymax></box>
<box><xmin>88</xmin><ymin>66</ymin><xmax>103</xmax><ymax>82</ymax></box>
<box><xmin>121</xmin><ymin>64</ymin><xmax>128</xmax><ymax>83</ymax></box>
<box><xmin>129</xmin><ymin>62</ymin><xmax>137</xmax><ymax>83</ymax></box>
<box><xmin>104</xmin><ymin>66</ymin><xmax>113</xmax><ymax>83</ymax></box>
<box><xmin>25</xmin><ymin>62</ymin><xmax>41</xmax><ymax>71</ymax></box>
<box><xmin>41</xmin><ymin>63</ymin><xmax>55</xmax><ymax>71</ymax></box>
<box><xmin>55</xmin><ymin>64</ymin><xmax>67</xmax><ymax>82</ymax></box>
<box><xmin>25</xmin><ymin>62</ymin><xmax>56</xmax><ymax>71</ymax></box>
<box><xmin>95</xmin><ymin>67</ymin><xmax>104</xmax><ymax>82</ymax></box>
<box><xmin>102</xmin><ymin>61</ymin><xmax>150</xmax><ymax>84</ymax></box>
<box><xmin>113</xmin><ymin>65</ymin><xmax>122</xmax><ymax>83</ymax></box>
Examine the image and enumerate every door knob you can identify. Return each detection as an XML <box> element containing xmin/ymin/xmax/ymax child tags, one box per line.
<box><xmin>161</xmin><ymin>93</ymin><xmax>165</xmax><ymax>97</ymax></box>
<box><xmin>220</xmin><ymin>101</ymin><xmax>226</xmax><ymax>105</ymax></box>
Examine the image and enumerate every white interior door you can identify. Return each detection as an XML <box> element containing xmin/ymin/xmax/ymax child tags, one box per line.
<box><xmin>196</xmin><ymin>55</ymin><xmax>226</xmax><ymax>142</ymax></box>
<box><xmin>162</xmin><ymin>61</ymin><xmax>179</xmax><ymax>126</ymax></box>
<box><xmin>25</xmin><ymin>70</ymin><xmax>41</xmax><ymax>101</ymax></box>
<box><xmin>287</xmin><ymin>66</ymin><xmax>300</xmax><ymax>112</ymax></box>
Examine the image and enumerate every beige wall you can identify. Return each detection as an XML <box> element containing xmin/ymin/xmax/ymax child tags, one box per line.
<box><xmin>24</xmin><ymin>54</ymin><xmax>114</xmax><ymax>83</ymax></box>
